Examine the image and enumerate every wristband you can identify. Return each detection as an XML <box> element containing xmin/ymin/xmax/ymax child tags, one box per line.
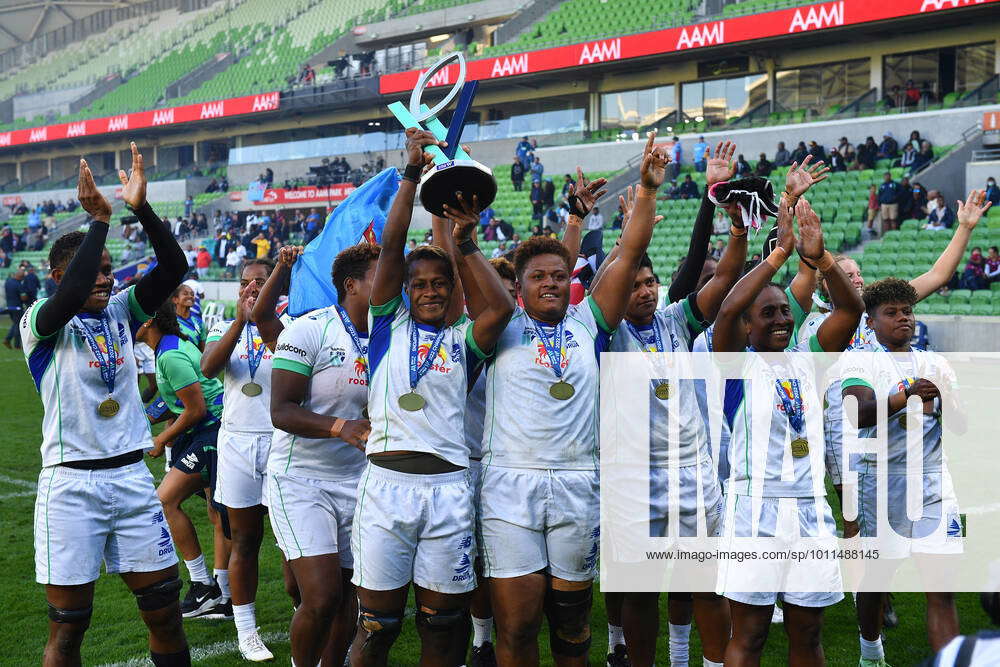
<box><xmin>402</xmin><ymin>163</ymin><xmax>422</xmax><ymax>183</ymax></box>
<box><xmin>781</xmin><ymin>192</ymin><xmax>798</xmax><ymax>211</ymax></box>
<box><xmin>815</xmin><ymin>250</ymin><xmax>836</xmax><ymax>272</ymax></box>
<box><xmin>729</xmin><ymin>225</ymin><xmax>747</xmax><ymax>237</ymax></box>
<box><xmin>458</xmin><ymin>239</ymin><xmax>479</xmax><ymax>256</ymax></box>
<box><xmin>764</xmin><ymin>247</ymin><xmax>787</xmax><ymax>271</ymax></box>
<box><xmin>330</xmin><ymin>418</ymin><xmax>346</xmax><ymax>439</ymax></box>
<box><xmin>800</xmin><ymin>258</ymin><xmax>817</xmax><ymax>270</ymax></box>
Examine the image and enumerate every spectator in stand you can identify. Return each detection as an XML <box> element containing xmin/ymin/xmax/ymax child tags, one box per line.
<box><xmin>878</xmin><ymin>171</ymin><xmax>901</xmax><ymax>231</ymax></box>
<box><xmin>530</xmin><ymin>156</ymin><xmax>544</xmax><ymax>182</ymax></box>
<box><xmin>183</xmin><ymin>243</ymin><xmax>198</xmax><ymax>269</ymax></box>
<box><xmin>65</xmin><ymin>197</ymin><xmax>78</xmax><ymax>212</ymax></box>
<box><xmin>561</xmin><ymin>173</ymin><xmax>575</xmax><ymax>199</ymax></box>
<box><xmin>404</xmin><ymin>239</ymin><xmax>417</xmax><ymax>257</ymax></box>
<box><xmin>184</xmin><ymin>195</ymin><xmax>194</xmax><ymax>218</ymax></box>
<box><xmin>774</xmin><ymin>141</ymin><xmax>791</xmax><ymax>166</ymax></box>
<box><xmin>299</xmin><ymin>63</ymin><xmax>315</xmax><ymax>84</ymax></box>
<box><xmin>925</xmin><ymin>193</ymin><xmax>954</xmax><ymax>230</ymax></box>
<box><xmin>588</xmin><ymin>206</ymin><xmax>604</xmax><ymax>231</ymax></box>
<box><xmin>911</xmin><ymin>182</ymin><xmax>929</xmax><ymax>220</ymax></box>
<box><xmin>479</xmin><ymin>205</ymin><xmax>496</xmax><ymax>231</ymax></box>
<box><xmin>878</xmin><ymin>132</ymin><xmax>898</xmax><ymax>159</ymax></box>
<box><xmin>509</xmin><ymin>233</ymin><xmax>521</xmax><ymax>250</ymax></box>
<box><xmin>510</xmin><ymin>157</ymin><xmax>525</xmax><ymax>191</ymax></box>
<box><xmin>205</xmin><ymin>178</ymin><xmax>219</xmax><ymax>193</ymax></box>
<box><xmin>898</xmin><ymin>177</ymin><xmax>914</xmax><ymax>219</ymax></box>
<box><xmin>556</xmin><ymin>203</ymin><xmax>570</xmax><ymax>228</ymax></box>
<box><xmin>960</xmin><ymin>247</ymin><xmax>988</xmax><ymax>290</ymax></box>
<box><xmin>912</xmin><ymin>140</ymin><xmax>935</xmax><ymax>172</ymax></box>
<box><xmin>612</xmin><ymin>205</ymin><xmax>624</xmax><ymax>230</ymax></box>
<box><xmin>530</xmin><ymin>180</ymin><xmax>543</xmax><ymax>222</ymax></box>
<box><xmin>678</xmin><ymin>175</ymin><xmax>700</xmax><ymax>199</ymax></box>
<box><xmin>735</xmin><ymin>154</ymin><xmax>752</xmax><ymax>177</ymax></box>
<box><xmin>220</xmin><ymin>175</ymin><xmax>229</xmax><ymax>191</ymax></box>
<box><xmin>693</xmin><ymin>136</ymin><xmax>709</xmax><ymax>172</ymax></box>
<box><xmin>857</xmin><ymin>137</ymin><xmax>878</xmax><ymax>170</ymax></box>
<box><xmin>669</xmin><ymin>136</ymin><xmax>682</xmax><ymax>181</ymax></box>
<box><xmin>899</xmin><ymin>143</ymin><xmax>917</xmax><ymax>173</ymax></box>
<box><xmin>908</xmin><ymin>130</ymin><xmax>923</xmax><ymax>152</ymax></box>
<box><xmin>265</xmin><ymin>167</ymin><xmax>274</xmax><ymax>186</ymax></box>
<box><xmin>43</xmin><ymin>270</ymin><xmax>57</xmax><ymax>298</ymax></box>
<box><xmin>27</xmin><ymin>207</ymin><xmax>41</xmax><ymax>230</ymax></box>
<box><xmin>541</xmin><ymin>177</ymin><xmax>555</xmax><ymax>212</ymax></box>
<box><xmin>844</xmin><ymin>143</ymin><xmax>858</xmax><ymax>167</ymax></box>
<box><xmin>986</xmin><ymin>176</ymin><xmax>1000</xmax><ymax>210</ymax></box>
<box><xmin>711</xmin><ymin>239</ymin><xmax>725</xmax><ymax>261</ymax></box>
<box><xmin>252</xmin><ymin>233</ymin><xmax>271</xmax><ymax>259</ymax></box>
<box><xmin>866</xmin><ymin>184</ymin><xmax>879</xmax><ymax>236</ymax></box>
<box><xmin>807</xmin><ymin>140</ymin><xmax>827</xmax><ymax>162</ymax></box>
<box><xmin>196</xmin><ymin>245</ymin><xmax>212</xmax><ymax>279</ymax></box>
<box><xmin>515</xmin><ymin>136</ymin><xmax>534</xmax><ymax>170</ymax></box>
<box><xmin>3</xmin><ymin>265</ymin><xmax>27</xmax><ymax>349</ymax></box>
<box><xmin>224</xmin><ymin>241</ymin><xmax>245</xmax><ymax>278</ymax></box>
<box><xmin>986</xmin><ymin>246</ymin><xmax>1000</xmax><ymax>283</ymax></box>
<box><xmin>213</xmin><ymin>232</ymin><xmax>227</xmax><ymax>267</ymax></box>
<box><xmin>1</xmin><ymin>227</ymin><xmax>15</xmax><ymax>256</ymax></box>
<box><xmin>837</xmin><ymin>137</ymin><xmax>852</xmax><ymax>157</ymax></box>
<box><xmin>904</xmin><ymin>79</ymin><xmax>921</xmax><ymax>108</ymax></box>
<box><xmin>530</xmin><ymin>224</ymin><xmax>544</xmax><ymax>237</ymax></box>
<box><xmin>22</xmin><ymin>262</ymin><xmax>39</xmax><ymax>301</ymax></box>
<box><xmin>304</xmin><ymin>208</ymin><xmax>322</xmax><ymax>243</ymax></box>
<box><xmin>828</xmin><ymin>149</ymin><xmax>845</xmax><ymax>172</ymax></box>
<box><xmin>790</xmin><ymin>141</ymin><xmax>808</xmax><ymax>164</ymax></box>
<box><xmin>754</xmin><ymin>152</ymin><xmax>774</xmax><ymax>177</ymax></box>
<box><xmin>491</xmin><ymin>242</ymin><xmax>508</xmax><ymax>260</ymax></box>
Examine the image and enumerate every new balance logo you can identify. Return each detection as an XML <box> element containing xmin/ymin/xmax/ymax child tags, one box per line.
<box><xmin>151</xmin><ymin>510</ymin><xmax>164</xmax><ymax>524</ymax></box>
<box><xmin>181</xmin><ymin>453</ymin><xmax>199</xmax><ymax>469</ymax></box>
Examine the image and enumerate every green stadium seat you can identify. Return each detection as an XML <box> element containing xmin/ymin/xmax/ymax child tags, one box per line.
<box><xmin>949</xmin><ymin>289</ymin><xmax>972</xmax><ymax>304</ymax></box>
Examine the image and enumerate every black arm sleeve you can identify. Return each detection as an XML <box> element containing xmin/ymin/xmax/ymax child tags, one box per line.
<box><xmin>668</xmin><ymin>191</ymin><xmax>715</xmax><ymax>303</ymax></box>
<box><xmin>34</xmin><ymin>219</ymin><xmax>109</xmax><ymax>338</ymax></box>
<box><xmin>132</xmin><ymin>202</ymin><xmax>188</xmax><ymax>315</ymax></box>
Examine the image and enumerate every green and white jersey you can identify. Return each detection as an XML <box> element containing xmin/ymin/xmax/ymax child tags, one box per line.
<box><xmin>270</xmin><ymin>305</ymin><xmax>368</xmax><ymax>481</ymax></box>
<box><xmin>155</xmin><ymin>334</ymin><xmax>224</xmax><ymax>425</ymax></box>
<box><xmin>725</xmin><ymin>335</ymin><xmax>828</xmax><ymax>498</ymax></box>
<box><xmin>367</xmin><ymin>295</ymin><xmax>487</xmax><ymax>468</ymax></box>
<box><xmin>177</xmin><ymin>311</ymin><xmax>206</xmax><ymax>348</ymax></box>
<box><xmin>206</xmin><ymin>320</ymin><xmax>274</xmax><ymax>433</ymax></box>
<box><xmin>609</xmin><ymin>298</ymin><xmax>708</xmax><ymax>467</ymax></box>
<box><xmin>482</xmin><ymin>297</ymin><xmax>614</xmax><ymax>472</ymax></box>
<box><xmin>840</xmin><ymin>346</ymin><xmax>950</xmax><ymax>474</ymax></box>
<box><xmin>22</xmin><ymin>286</ymin><xmax>153</xmax><ymax>466</ymax></box>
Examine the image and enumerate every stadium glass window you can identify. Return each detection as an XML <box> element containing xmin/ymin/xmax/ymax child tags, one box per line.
<box><xmin>883</xmin><ymin>43</ymin><xmax>995</xmax><ymax>106</ymax></box>
<box><xmin>681</xmin><ymin>74</ymin><xmax>767</xmax><ymax>126</ymax></box>
<box><xmin>775</xmin><ymin>59</ymin><xmax>869</xmax><ymax>114</ymax></box>
<box><xmin>955</xmin><ymin>43</ymin><xmax>996</xmax><ymax>94</ymax></box>
<box><xmin>599</xmin><ymin>84</ymin><xmax>676</xmax><ymax>130</ymax></box>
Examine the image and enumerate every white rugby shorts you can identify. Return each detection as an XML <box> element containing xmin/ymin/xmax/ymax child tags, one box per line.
<box><xmin>215</xmin><ymin>429</ymin><xmax>271</xmax><ymax>508</ymax></box>
<box><xmin>268</xmin><ymin>470</ymin><xmax>359</xmax><ymax>566</ymax></box>
<box><xmin>479</xmin><ymin>466</ymin><xmax>600</xmax><ymax>582</ymax></box>
<box><xmin>34</xmin><ymin>461</ymin><xmax>177</xmax><ymax>585</ymax></box>
<box><xmin>351</xmin><ymin>464</ymin><xmax>476</xmax><ymax>594</ymax></box>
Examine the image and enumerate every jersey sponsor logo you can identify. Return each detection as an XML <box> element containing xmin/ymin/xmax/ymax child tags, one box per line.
<box><xmin>525</xmin><ymin>328</ymin><xmax>578</xmax><ymax>371</ymax></box>
<box><xmin>676</xmin><ymin>22</ymin><xmax>724</xmax><ymax>50</ymax></box>
<box><xmin>348</xmin><ymin>356</ymin><xmax>369</xmax><ymax>386</ymax></box>
<box><xmin>276</xmin><ymin>342</ymin><xmax>308</xmax><ymax>358</ymax></box>
<box><xmin>417</xmin><ymin>342</ymin><xmax>452</xmax><ymax>374</ymax></box>
<box><xmin>788</xmin><ymin>1</ymin><xmax>844</xmax><ymax>32</ymax></box>
<box><xmin>329</xmin><ymin>347</ymin><xmax>347</xmax><ymax>367</ymax></box>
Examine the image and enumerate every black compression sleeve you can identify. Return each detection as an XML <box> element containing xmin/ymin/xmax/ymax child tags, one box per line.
<box><xmin>132</xmin><ymin>202</ymin><xmax>187</xmax><ymax>315</ymax></box>
<box><xmin>34</xmin><ymin>219</ymin><xmax>109</xmax><ymax>338</ymax></box>
<box><xmin>668</xmin><ymin>192</ymin><xmax>714</xmax><ymax>303</ymax></box>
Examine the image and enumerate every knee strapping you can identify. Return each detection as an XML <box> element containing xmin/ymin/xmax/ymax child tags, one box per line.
<box><xmin>546</xmin><ymin>588</ymin><xmax>593</xmax><ymax>656</ymax></box>
<box><xmin>134</xmin><ymin>576</ymin><xmax>182</xmax><ymax>612</ymax></box>
<box><xmin>359</xmin><ymin>606</ymin><xmax>403</xmax><ymax>643</ymax></box>
<box><xmin>47</xmin><ymin>603</ymin><xmax>92</xmax><ymax>625</ymax></box>
<box><xmin>415</xmin><ymin>606</ymin><xmax>466</xmax><ymax>633</ymax></box>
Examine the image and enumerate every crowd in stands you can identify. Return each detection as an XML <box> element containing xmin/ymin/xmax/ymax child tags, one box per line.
<box><xmin>3</xmin><ymin>260</ymin><xmax>45</xmax><ymax>349</ymax></box>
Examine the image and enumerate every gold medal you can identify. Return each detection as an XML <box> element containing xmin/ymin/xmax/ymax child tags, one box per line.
<box><xmin>398</xmin><ymin>392</ymin><xmax>426</xmax><ymax>411</ymax></box>
<box><xmin>654</xmin><ymin>382</ymin><xmax>671</xmax><ymax>400</ymax></box>
<box><xmin>241</xmin><ymin>382</ymin><xmax>263</xmax><ymax>397</ymax></box>
<box><xmin>790</xmin><ymin>438</ymin><xmax>809</xmax><ymax>458</ymax></box>
<box><xmin>97</xmin><ymin>398</ymin><xmax>120</xmax><ymax>418</ymax></box>
<box><xmin>549</xmin><ymin>381</ymin><xmax>575</xmax><ymax>400</ymax></box>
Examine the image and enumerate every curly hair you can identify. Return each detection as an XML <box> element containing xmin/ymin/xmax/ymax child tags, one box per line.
<box><xmin>862</xmin><ymin>277</ymin><xmax>916</xmax><ymax>316</ymax></box>
<box><xmin>49</xmin><ymin>231</ymin><xmax>104</xmax><ymax>271</ymax></box>
<box><xmin>150</xmin><ymin>298</ymin><xmax>188</xmax><ymax>341</ymax></box>
<box><xmin>512</xmin><ymin>236</ymin><xmax>572</xmax><ymax>279</ymax></box>
<box><xmin>404</xmin><ymin>244</ymin><xmax>454</xmax><ymax>285</ymax></box>
<box><xmin>332</xmin><ymin>243</ymin><xmax>382</xmax><ymax>301</ymax></box>
<box><xmin>488</xmin><ymin>257</ymin><xmax>516</xmax><ymax>283</ymax></box>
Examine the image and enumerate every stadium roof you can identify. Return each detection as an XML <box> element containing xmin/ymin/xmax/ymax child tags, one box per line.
<box><xmin>0</xmin><ymin>0</ymin><xmax>140</xmax><ymax>54</ymax></box>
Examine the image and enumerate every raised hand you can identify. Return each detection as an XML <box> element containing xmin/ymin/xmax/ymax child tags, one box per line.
<box><xmin>442</xmin><ymin>191</ymin><xmax>482</xmax><ymax>242</ymax></box>
<box><xmin>117</xmin><ymin>141</ymin><xmax>146</xmax><ymax>210</ymax></box>
<box><xmin>784</xmin><ymin>155</ymin><xmax>830</xmax><ymax>198</ymax></box>
<box><xmin>639</xmin><ymin>130</ymin><xmax>670</xmax><ymax>190</ymax></box>
<box><xmin>776</xmin><ymin>200</ymin><xmax>796</xmax><ymax>257</ymax></box>
<box><xmin>404</xmin><ymin>127</ymin><xmax>445</xmax><ymax>167</ymax></box>
<box><xmin>567</xmin><ymin>166</ymin><xmax>608</xmax><ymax>218</ymax></box>
<box><xmin>794</xmin><ymin>198</ymin><xmax>825</xmax><ymax>262</ymax></box>
<box><xmin>957</xmin><ymin>189</ymin><xmax>992</xmax><ymax>230</ymax></box>
<box><xmin>278</xmin><ymin>244</ymin><xmax>304</xmax><ymax>268</ymax></box>
<box><xmin>706</xmin><ymin>140</ymin><xmax>737</xmax><ymax>187</ymax></box>
<box><xmin>78</xmin><ymin>159</ymin><xmax>112</xmax><ymax>222</ymax></box>
<box><xmin>235</xmin><ymin>281</ymin><xmax>259</xmax><ymax>323</ymax></box>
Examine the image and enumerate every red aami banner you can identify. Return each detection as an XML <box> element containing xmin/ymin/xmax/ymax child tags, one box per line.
<box><xmin>380</xmin><ymin>0</ymin><xmax>1000</xmax><ymax>95</ymax></box>
<box><xmin>0</xmin><ymin>92</ymin><xmax>281</xmax><ymax>149</ymax></box>
<box><xmin>230</xmin><ymin>184</ymin><xmax>358</xmax><ymax>206</ymax></box>
<box><xmin>2</xmin><ymin>195</ymin><xmax>23</xmax><ymax>206</ymax></box>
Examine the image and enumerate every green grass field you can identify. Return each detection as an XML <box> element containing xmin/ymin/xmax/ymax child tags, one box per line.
<box><xmin>0</xmin><ymin>343</ymin><xmax>993</xmax><ymax>665</ymax></box>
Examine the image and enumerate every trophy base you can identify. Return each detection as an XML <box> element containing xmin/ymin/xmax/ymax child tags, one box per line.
<box><xmin>419</xmin><ymin>160</ymin><xmax>497</xmax><ymax>217</ymax></box>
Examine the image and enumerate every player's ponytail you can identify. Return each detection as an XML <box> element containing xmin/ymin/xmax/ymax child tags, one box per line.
<box><xmin>150</xmin><ymin>299</ymin><xmax>188</xmax><ymax>341</ymax></box>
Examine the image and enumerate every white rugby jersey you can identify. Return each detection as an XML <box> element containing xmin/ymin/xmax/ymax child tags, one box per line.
<box><xmin>482</xmin><ymin>296</ymin><xmax>613</xmax><ymax>471</ymax></box>
<box><xmin>270</xmin><ymin>306</ymin><xmax>369</xmax><ymax>481</ymax></box>
<box><xmin>725</xmin><ymin>335</ymin><xmax>828</xmax><ymax>498</ymax></box>
<box><xmin>22</xmin><ymin>286</ymin><xmax>153</xmax><ymax>465</ymax></box>
<box><xmin>366</xmin><ymin>295</ymin><xmax>486</xmax><ymax>468</ymax></box>
<box><xmin>839</xmin><ymin>346</ymin><xmax>949</xmax><ymax>474</ymax></box>
<box><xmin>693</xmin><ymin>325</ymin><xmax>731</xmax><ymax>484</ymax></box>
<box><xmin>206</xmin><ymin>320</ymin><xmax>274</xmax><ymax>433</ymax></box>
<box><xmin>464</xmin><ymin>370</ymin><xmax>487</xmax><ymax>461</ymax></box>
<box><xmin>609</xmin><ymin>298</ymin><xmax>708</xmax><ymax>467</ymax></box>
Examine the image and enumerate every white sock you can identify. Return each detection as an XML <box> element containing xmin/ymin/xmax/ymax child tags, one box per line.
<box><xmin>233</xmin><ymin>602</ymin><xmax>257</xmax><ymax>638</ymax></box>
<box><xmin>668</xmin><ymin>623</ymin><xmax>690</xmax><ymax>667</ymax></box>
<box><xmin>471</xmin><ymin>615</ymin><xmax>493</xmax><ymax>647</ymax></box>
<box><xmin>214</xmin><ymin>569</ymin><xmax>231</xmax><ymax>599</ymax></box>
<box><xmin>703</xmin><ymin>659</ymin><xmax>724</xmax><ymax>667</ymax></box>
<box><xmin>860</xmin><ymin>635</ymin><xmax>884</xmax><ymax>660</ymax></box>
<box><xmin>608</xmin><ymin>622</ymin><xmax>625</xmax><ymax>649</ymax></box>
<box><xmin>184</xmin><ymin>554</ymin><xmax>212</xmax><ymax>585</ymax></box>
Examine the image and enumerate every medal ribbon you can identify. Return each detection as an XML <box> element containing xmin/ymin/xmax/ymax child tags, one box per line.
<box><xmin>81</xmin><ymin>313</ymin><xmax>117</xmax><ymax>396</ymax></box>
<box><xmin>880</xmin><ymin>344</ymin><xmax>918</xmax><ymax>391</ymax></box>
<box><xmin>409</xmin><ymin>321</ymin><xmax>447</xmax><ymax>392</ymax></box>
<box><xmin>626</xmin><ymin>320</ymin><xmax>664</xmax><ymax>353</ymax></box>
<box><xmin>530</xmin><ymin>318</ymin><xmax>565</xmax><ymax>380</ymax></box>
<box><xmin>244</xmin><ymin>323</ymin><xmax>267</xmax><ymax>383</ymax></box>
<box><xmin>775</xmin><ymin>378</ymin><xmax>805</xmax><ymax>433</ymax></box>
<box><xmin>337</xmin><ymin>304</ymin><xmax>368</xmax><ymax>381</ymax></box>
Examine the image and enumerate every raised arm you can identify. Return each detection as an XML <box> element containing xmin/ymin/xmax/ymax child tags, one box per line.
<box><xmin>202</xmin><ymin>282</ymin><xmax>255</xmax><ymax>377</ymax></box>
<box><xmin>371</xmin><ymin>128</ymin><xmax>444</xmax><ymax>307</ymax></box>
<box><xmin>693</xmin><ymin>201</ymin><xmax>747</xmax><ymax>321</ymax></box>
<box><xmin>251</xmin><ymin>245</ymin><xmax>301</xmax><ymax>351</ymax></box>
<box><xmin>431</xmin><ymin>213</ymin><xmax>466</xmax><ymax>326</ymax></box>
<box><xmin>669</xmin><ymin>141</ymin><xmax>736</xmax><ymax>302</ymax></box>
<box><xmin>442</xmin><ymin>193</ymin><xmax>515</xmax><ymax>353</ymax></box>
<box><xmin>909</xmin><ymin>189</ymin><xmax>992</xmax><ymax>300</ymax></box>
<box><xmin>591</xmin><ymin>131</ymin><xmax>667</xmax><ymax>327</ymax></box>
<box><xmin>562</xmin><ymin>167</ymin><xmax>608</xmax><ymax>261</ymax></box>
<box><xmin>34</xmin><ymin>160</ymin><xmax>112</xmax><ymax>338</ymax></box>
<box><xmin>713</xmin><ymin>199</ymin><xmax>795</xmax><ymax>353</ymax></box>
<box><xmin>119</xmin><ymin>143</ymin><xmax>187</xmax><ymax>315</ymax></box>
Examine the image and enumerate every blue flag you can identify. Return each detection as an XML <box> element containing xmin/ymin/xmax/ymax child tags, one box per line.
<box><xmin>288</xmin><ymin>167</ymin><xmax>400</xmax><ymax>317</ymax></box>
